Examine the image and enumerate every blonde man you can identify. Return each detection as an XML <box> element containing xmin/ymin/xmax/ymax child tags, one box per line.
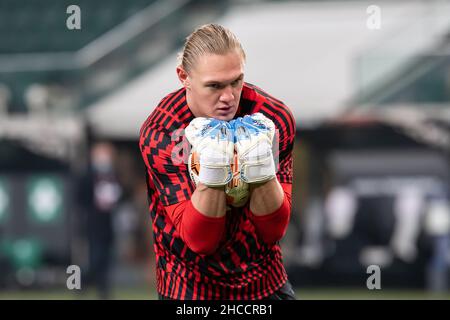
<box><xmin>139</xmin><ymin>24</ymin><xmax>296</xmax><ymax>300</ymax></box>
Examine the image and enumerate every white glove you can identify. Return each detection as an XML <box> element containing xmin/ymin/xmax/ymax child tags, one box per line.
<box><xmin>185</xmin><ymin>117</ymin><xmax>234</xmax><ymax>186</ymax></box>
<box><xmin>232</xmin><ymin>113</ymin><xmax>277</xmax><ymax>183</ymax></box>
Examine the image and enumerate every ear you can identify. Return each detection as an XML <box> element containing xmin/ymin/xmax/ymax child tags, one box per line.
<box><xmin>176</xmin><ymin>66</ymin><xmax>190</xmax><ymax>88</ymax></box>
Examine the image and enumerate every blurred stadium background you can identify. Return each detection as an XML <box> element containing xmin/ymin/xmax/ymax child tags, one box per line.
<box><xmin>1</xmin><ymin>0</ymin><xmax>450</xmax><ymax>300</ymax></box>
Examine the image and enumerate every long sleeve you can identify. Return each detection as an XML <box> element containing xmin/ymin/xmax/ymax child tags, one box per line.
<box><xmin>249</xmin><ymin>183</ymin><xmax>292</xmax><ymax>245</ymax></box>
<box><xmin>164</xmin><ymin>200</ymin><xmax>226</xmax><ymax>255</ymax></box>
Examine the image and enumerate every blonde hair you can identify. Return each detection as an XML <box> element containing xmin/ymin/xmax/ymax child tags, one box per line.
<box><xmin>178</xmin><ymin>23</ymin><xmax>246</xmax><ymax>73</ymax></box>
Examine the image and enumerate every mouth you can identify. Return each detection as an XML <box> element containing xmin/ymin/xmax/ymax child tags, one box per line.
<box><xmin>214</xmin><ymin>106</ymin><xmax>235</xmax><ymax>120</ymax></box>
<box><xmin>217</xmin><ymin>105</ymin><xmax>234</xmax><ymax>112</ymax></box>
<box><xmin>216</xmin><ymin>106</ymin><xmax>234</xmax><ymax>118</ymax></box>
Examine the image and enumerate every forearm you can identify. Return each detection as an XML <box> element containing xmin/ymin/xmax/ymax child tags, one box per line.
<box><xmin>190</xmin><ymin>182</ymin><xmax>227</xmax><ymax>218</ymax></box>
<box><xmin>249</xmin><ymin>177</ymin><xmax>284</xmax><ymax>215</ymax></box>
<box><xmin>165</xmin><ymin>199</ymin><xmax>226</xmax><ymax>255</ymax></box>
<box><xmin>249</xmin><ymin>180</ymin><xmax>292</xmax><ymax>244</ymax></box>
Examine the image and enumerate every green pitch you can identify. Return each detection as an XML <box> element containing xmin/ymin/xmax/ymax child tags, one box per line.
<box><xmin>0</xmin><ymin>287</ymin><xmax>449</xmax><ymax>300</ymax></box>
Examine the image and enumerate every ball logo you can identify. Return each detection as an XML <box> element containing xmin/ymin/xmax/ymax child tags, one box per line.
<box><xmin>189</xmin><ymin>151</ymin><xmax>249</xmax><ymax>208</ymax></box>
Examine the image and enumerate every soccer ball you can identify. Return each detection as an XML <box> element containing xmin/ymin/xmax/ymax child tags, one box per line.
<box><xmin>188</xmin><ymin>151</ymin><xmax>250</xmax><ymax>208</ymax></box>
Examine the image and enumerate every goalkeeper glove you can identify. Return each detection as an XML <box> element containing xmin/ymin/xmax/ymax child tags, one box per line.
<box><xmin>185</xmin><ymin>117</ymin><xmax>234</xmax><ymax>187</ymax></box>
<box><xmin>232</xmin><ymin>113</ymin><xmax>277</xmax><ymax>183</ymax></box>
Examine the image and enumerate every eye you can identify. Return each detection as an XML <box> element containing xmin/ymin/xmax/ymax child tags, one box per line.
<box><xmin>207</xmin><ymin>83</ymin><xmax>221</xmax><ymax>89</ymax></box>
<box><xmin>231</xmin><ymin>79</ymin><xmax>242</xmax><ymax>87</ymax></box>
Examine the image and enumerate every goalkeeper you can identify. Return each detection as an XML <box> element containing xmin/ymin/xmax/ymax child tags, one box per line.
<box><xmin>139</xmin><ymin>24</ymin><xmax>296</xmax><ymax>300</ymax></box>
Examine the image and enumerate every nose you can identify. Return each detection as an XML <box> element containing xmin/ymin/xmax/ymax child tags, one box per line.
<box><xmin>219</xmin><ymin>85</ymin><xmax>234</xmax><ymax>103</ymax></box>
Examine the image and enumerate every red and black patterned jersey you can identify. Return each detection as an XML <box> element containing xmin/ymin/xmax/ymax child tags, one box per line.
<box><xmin>139</xmin><ymin>83</ymin><xmax>296</xmax><ymax>299</ymax></box>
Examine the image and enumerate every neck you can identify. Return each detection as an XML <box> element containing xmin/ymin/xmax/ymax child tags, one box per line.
<box><xmin>185</xmin><ymin>88</ymin><xmax>200</xmax><ymax>118</ymax></box>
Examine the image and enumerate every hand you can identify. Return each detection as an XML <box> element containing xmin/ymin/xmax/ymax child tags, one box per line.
<box><xmin>232</xmin><ymin>113</ymin><xmax>276</xmax><ymax>183</ymax></box>
<box><xmin>185</xmin><ymin>117</ymin><xmax>234</xmax><ymax>186</ymax></box>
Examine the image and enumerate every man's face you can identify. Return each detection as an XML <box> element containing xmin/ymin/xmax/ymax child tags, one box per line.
<box><xmin>178</xmin><ymin>50</ymin><xmax>245</xmax><ymax>121</ymax></box>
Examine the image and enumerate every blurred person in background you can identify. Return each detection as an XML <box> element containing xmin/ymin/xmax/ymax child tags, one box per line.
<box><xmin>424</xmin><ymin>194</ymin><xmax>450</xmax><ymax>293</ymax></box>
<box><xmin>78</xmin><ymin>142</ymin><xmax>122</xmax><ymax>299</ymax></box>
<box><xmin>139</xmin><ymin>24</ymin><xmax>296</xmax><ymax>300</ymax></box>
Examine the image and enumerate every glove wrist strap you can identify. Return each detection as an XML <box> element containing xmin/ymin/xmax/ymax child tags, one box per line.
<box><xmin>240</xmin><ymin>156</ymin><xmax>276</xmax><ymax>183</ymax></box>
<box><xmin>199</xmin><ymin>165</ymin><xmax>233</xmax><ymax>186</ymax></box>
